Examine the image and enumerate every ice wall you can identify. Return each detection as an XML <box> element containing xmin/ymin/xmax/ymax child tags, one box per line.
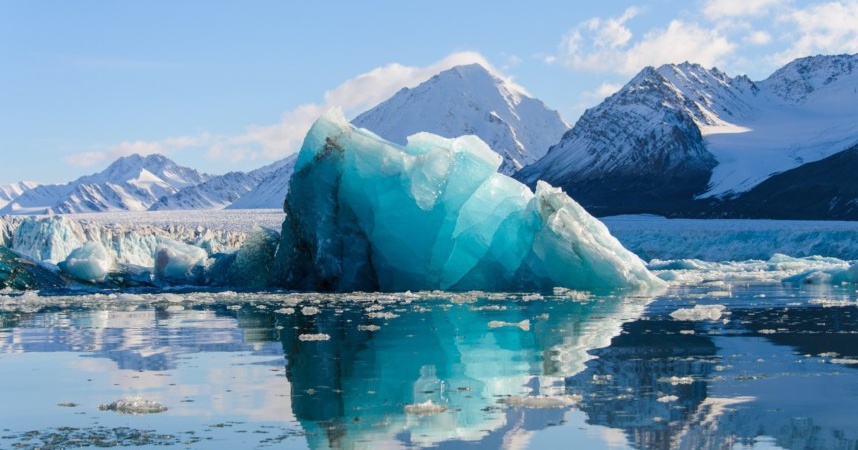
<box><xmin>275</xmin><ymin>109</ymin><xmax>664</xmax><ymax>293</ymax></box>
<box><xmin>0</xmin><ymin>215</ymin><xmax>249</xmax><ymax>266</ymax></box>
<box><xmin>604</xmin><ymin>215</ymin><xmax>858</xmax><ymax>261</ymax></box>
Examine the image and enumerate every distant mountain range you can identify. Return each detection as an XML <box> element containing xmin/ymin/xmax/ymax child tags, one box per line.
<box><xmin>3</xmin><ymin>55</ymin><xmax>857</xmax><ymax>219</ymax></box>
<box><xmin>0</xmin><ymin>154</ymin><xmax>209</xmax><ymax>214</ymax></box>
<box><xmin>517</xmin><ymin>53</ymin><xmax>858</xmax><ymax>219</ymax></box>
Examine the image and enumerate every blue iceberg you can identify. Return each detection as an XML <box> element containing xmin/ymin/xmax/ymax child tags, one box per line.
<box><xmin>274</xmin><ymin>110</ymin><xmax>664</xmax><ymax>293</ymax></box>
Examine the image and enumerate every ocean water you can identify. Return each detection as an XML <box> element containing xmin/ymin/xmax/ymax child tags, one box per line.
<box><xmin>1</xmin><ymin>283</ymin><xmax>857</xmax><ymax>449</ymax></box>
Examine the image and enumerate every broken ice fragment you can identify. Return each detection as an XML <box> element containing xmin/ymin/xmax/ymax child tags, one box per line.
<box><xmin>58</xmin><ymin>242</ymin><xmax>112</xmax><ymax>283</ymax></box>
<box><xmin>669</xmin><ymin>304</ymin><xmax>726</xmax><ymax>321</ymax></box>
<box><xmin>99</xmin><ymin>397</ymin><xmax>167</xmax><ymax>414</ymax></box>
<box><xmin>404</xmin><ymin>399</ymin><xmax>448</xmax><ymax>415</ymax></box>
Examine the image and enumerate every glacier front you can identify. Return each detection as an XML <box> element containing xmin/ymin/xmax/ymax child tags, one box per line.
<box><xmin>274</xmin><ymin>110</ymin><xmax>664</xmax><ymax>293</ymax></box>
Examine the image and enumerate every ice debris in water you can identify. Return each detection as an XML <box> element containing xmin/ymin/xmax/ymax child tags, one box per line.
<box><xmin>497</xmin><ymin>395</ymin><xmax>581</xmax><ymax>409</ymax></box>
<box><xmin>58</xmin><ymin>242</ymin><xmax>112</xmax><ymax>283</ymax></box>
<box><xmin>404</xmin><ymin>399</ymin><xmax>448</xmax><ymax>415</ymax></box>
<box><xmin>784</xmin><ymin>260</ymin><xmax>858</xmax><ymax>285</ymax></box>
<box><xmin>99</xmin><ymin>397</ymin><xmax>167</xmax><ymax>414</ymax></box>
<box><xmin>669</xmin><ymin>304</ymin><xmax>727</xmax><ymax>321</ymax></box>
<box><xmin>487</xmin><ymin>319</ymin><xmax>531</xmax><ymax>331</ymax></box>
<box><xmin>298</xmin><ymin>333</ymin><xmax>331</xmax><ymax>341</ymax></box>
<box><xmin>274</xmin><ymin>109</ymin><xmax>664</xmax><ymax>293</ymax></box>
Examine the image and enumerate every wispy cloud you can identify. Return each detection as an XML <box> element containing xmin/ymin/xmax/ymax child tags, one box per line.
<box><xmin>558</xmin><ymin>8</ymin><xmax>734</xmax><ymax>75</ymax></box>
<box><xmin>702</xmin><ymin>0</ymin><xmax>787</xmax><ymax>20</ymax></box>
<box><xmin>553</xmin><ymin>0</ymin><xmax>858</xmax><ymax>77</ymax></box>
<box><xmin>64</xmin><ymin>51</ymin><xmax>509</xmax><ymax>168</ymax></box>
<box><xmin>771</xmin><ymin>0</ymin><xmax>858</xmax><ymax>64</ymax></box>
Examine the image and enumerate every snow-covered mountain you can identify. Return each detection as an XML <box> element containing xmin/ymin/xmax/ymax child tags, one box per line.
<box><xmin>225</xmin><ymin>154</ymin><xmax>297</xmax><ymax>210</ymax></box>
<box><xmin>0</xmin><ymin>154</ymin><xmax>210</xmax><ymax>214</ymax></box>
<box><xmin>0</xmin><ymin>181</ymin><xmax>39</xmax><ymax>209</ymax></box>
<box><xmin>352</xmin><ymin>63</ymin><xmax>569</xmax><ymax>175</ymax></box>
<box><xmin>149</xmin><ymin>157</ymin><xmax>292</xmax><ymax>211</ymax></box>
<box><xmin>518</xmin><ymin>53</ymin><xmax>858</xmax><ymax>218</ymax></box>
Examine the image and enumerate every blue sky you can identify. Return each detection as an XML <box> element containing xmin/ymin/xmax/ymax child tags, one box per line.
<box><xmin>2</xmin><ymin>0</ymin><xmax>857</xmax><ymax>184</ymax></box>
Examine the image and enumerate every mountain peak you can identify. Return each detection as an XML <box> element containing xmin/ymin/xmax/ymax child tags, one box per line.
<box><xmin>352</xmin><ymin>64</ymin><xmax>568</xmax><ymax>175</ymax></box>
<box><xmin>0</xmin><ymin>153</ymin><xmax>210</xmax><ymax>214</ymax></box>
<box><xmin>763</xmin><ymin>53</ymin><xmax>858</xmax><ymax>103</ymax></box>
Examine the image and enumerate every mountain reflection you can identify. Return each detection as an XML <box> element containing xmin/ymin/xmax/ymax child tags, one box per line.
<box><xmin>2</xmin><ymin>288</ymin><xmax>858</xmax><ymax>449</ymax></box>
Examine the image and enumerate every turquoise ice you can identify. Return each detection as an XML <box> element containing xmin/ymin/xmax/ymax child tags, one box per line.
<box><xmin>275</xmin><ymin>109</ymin><xmax>664</xmax><ymax>293</ymax></box>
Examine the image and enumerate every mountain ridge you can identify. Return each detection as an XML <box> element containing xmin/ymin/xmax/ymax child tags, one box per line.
<box><xmin>517</xmin><ymin>53</ymin><xmax>858</xmax><ymax>218</ymax></box>
<box><xmin>352</xmin><ymin>63</ymin><xmax>569</xmax><ymax>175</ymax></box>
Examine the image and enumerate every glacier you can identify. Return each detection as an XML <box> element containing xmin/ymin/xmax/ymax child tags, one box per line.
<box><xmin>274</xmin><ymin>109</ymin><xmax>664</xmax><ymax>293</ymax></box>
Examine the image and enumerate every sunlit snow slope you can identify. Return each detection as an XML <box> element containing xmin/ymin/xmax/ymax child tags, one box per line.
<box><xmin>0</xmin><ymin>154</ymin><xmax>210</xmax><ymax>214</ymax></box>
<box><xmin>352</xmin><ymin>63</ymin><xmax>569</xmax><ymax>175</ymax></box>
<box><xmin>518</xmin><ymin>53</ymin><xmax>858</xmax><ymax>218</ymax></box>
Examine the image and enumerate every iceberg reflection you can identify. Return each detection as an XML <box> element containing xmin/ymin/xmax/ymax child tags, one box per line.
<box><xmin>274</xmin><ymin>293</ymin><xmax>648</xmax><ymax>449</ymax></box>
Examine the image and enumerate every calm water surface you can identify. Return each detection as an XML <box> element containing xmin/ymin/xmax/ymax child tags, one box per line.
<box><xmin>1</xmin><ymin>283</ymin><xmax>857</xmax><ymax>449</ymax></box>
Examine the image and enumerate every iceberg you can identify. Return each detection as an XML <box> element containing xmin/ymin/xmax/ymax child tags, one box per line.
<box><xmin>58</xmin><ymin>242</ymin><xmax>112</xmax><ymax>283</ymax></box>
<box><xmin>154</xmin><ymin>239</ymin><xmax>207</xmax><ymax>285</ymax></box>
<box><xmin>0</xmin><ymin>246</ymin><xmax>68</xmax><ymax>290</ymax></box>
<box><xmin>274</xmin><ymin>110</ymin><xmax>664</xmax><ymax>293</ymax></box>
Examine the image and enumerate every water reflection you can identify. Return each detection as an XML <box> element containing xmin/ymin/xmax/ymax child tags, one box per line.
<box><xmin>1</xmin><ymin>286</ymin><xmax>858</xmax><ymax>449</ymax></box>
<box><xmin>273</xmin><ymin>295</ymin><xmax>647</xmax><ymax>449</ymax></box>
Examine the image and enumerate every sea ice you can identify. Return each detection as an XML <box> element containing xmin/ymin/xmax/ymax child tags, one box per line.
<box><xmin>98</xmin><ymin>397</ymin><xmax>167</xmax><ymax>414</ymax></box>
<box><xmin>669</xmin><ymin>304</ymin><xmax>727</xmax><ymax>321</ymax></box>
<box><xmin>274</xmin><ymin>109</ymin><xmax>664</xmax><ymax>293</ymax></box>
<box><xmin>58</xmin><ymin>242</ymin><xmax>112</xmax><ymax>283</ymax></box>
<box><xmin>784</xmin><ymin>260</ymin><xmax>858</xmax><ymax>285</ymax></box>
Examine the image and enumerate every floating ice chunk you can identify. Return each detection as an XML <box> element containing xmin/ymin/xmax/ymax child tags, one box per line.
<box><xmin>404</xmin><ymin>399</ymin><xmax>448</xmax><ymax>415</ymax></box>
<box><xmin>99</xmin><ymin>397</ymin><xmax>167</xmax><ymax>414</ymax></box>
<box><xmin>154</xmin><ymin>239</ymin><xmax>207</xmax><ymax>284</ymax></box>
<box><xmin>497</xmin><ymin>395</ymin><xmax>581</xmax><ymax>409</ymax></box>
<box><xmin>274</xmin><ymin>109</ymin><xmax>665</xmax><ymax>293</ymax></box>
<box><xmin>58</xmin><ymin>242</ymin><xmax>112</xmax><ymax>283</ymax></box>
<box><xmin>657</xmin><ymin>395</ymin><xmax>679</xmax><ymax>403</ymax></box>
<box><xmin>298</xmin><ymin>333</ymin><xmax>331</xmax><ymax>341</ymax></box>
<box><xmin>488</xmin><ymin>319</ymin><xmax>531</xmax><ymax>331</ymax></box>
<box><xmin>301</xmin><ymin>306</ymin><xmax>320</xmax><ymax>316</ymax></box>
<box><xmin>669</xmin><ymin>304</ymin><xmax>727</xmax><ymax>321</ymax></box>
<box><xmin>660</xmin><ymin>376</ymin><xmax>694</xmax><ymax>385</ymax></box>
<box><xmin>830</xmin><ymin>358</ymin><xmax>858</xmax><ymax>365</ymax></box>
<box><xmin>784</xmin><ymin>260</ymin><xmax>858</xmax><ymax>285</ymax></box>
<box><xmin>809</xmin><ymin>298</ymin><xmax>855</xmax><ymax>307</ymax></box>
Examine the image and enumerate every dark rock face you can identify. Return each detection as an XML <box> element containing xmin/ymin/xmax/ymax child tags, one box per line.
<box><xmin>711</xmin><ymin>144</ymin><xmax>858</xmax><ymax>220</ymax></box>
<box><xmin>516</xmin><ymin>66</ymin><xmax>718</xmax><ymax>217</ymax></box>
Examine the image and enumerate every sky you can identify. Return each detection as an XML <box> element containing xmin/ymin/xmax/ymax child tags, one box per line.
<box><xmin>2</xmin><ymin>0</ymin><xmax>857</xmax><ymax>185</ymax></box>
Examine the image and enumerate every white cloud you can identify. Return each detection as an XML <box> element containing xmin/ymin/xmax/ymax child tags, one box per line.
<box><xmin>772</xmin><ymin>0</ymin><xmax>858</xmax><ymax>64</ymax></box>
<box><xmin>623</xmin><ymin>20</ymin><xmax>735</xmax><ymax>72</ymax></box>
<box><xmin>560</xmin><ymin>9</ymin><xmax>735</xmax><ymax>75</ymax></box>
<box><xmin>745</xmin><ymin>30</ymin><xmax>773</xmax><ymax>45</ymax></box>
<box><xmin>590</xmin><ymin>82</ymin><xmax>624</xmax><ymax>100</ymax></box>
<box><xmin>703</xmin><ymin>0</ymin><xmax>786</xmax><ymax>20</ymax></box>
<box><xmin>64</xmin><ymin>51</ymin><xmax>507</xmax><ymax>169</ymax></box>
